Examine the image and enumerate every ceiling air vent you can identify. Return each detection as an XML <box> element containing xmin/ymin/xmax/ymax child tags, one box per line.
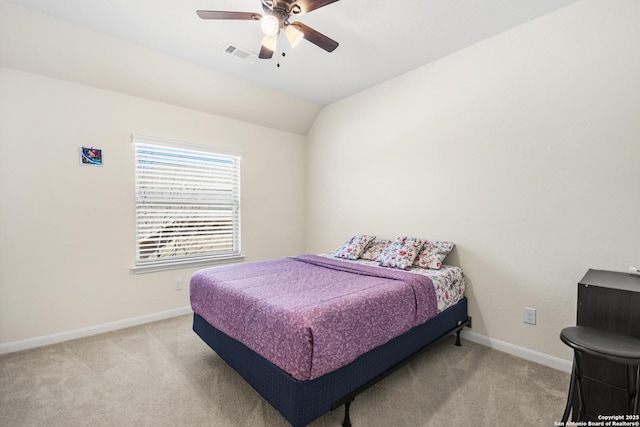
<box><xmin>222</xmin><ymin>43</ymin><xmax>257</xmax><ymax>64</ymax></box>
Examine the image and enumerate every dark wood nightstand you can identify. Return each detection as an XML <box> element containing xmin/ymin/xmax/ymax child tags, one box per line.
<box><xmin>574</xmin><ymin>269</ymin><xmax>640</xmax><ymax>419</ymax></box>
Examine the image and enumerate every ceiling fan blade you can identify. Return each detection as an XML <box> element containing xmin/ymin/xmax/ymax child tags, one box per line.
<box><xmin>291</xmin><ymin>22</ymin><xmax>339</xmax><ymax>52</ymax></box>
<box><xmin>294</xmin><ymin>0</ymin><xmax>340</xmax><ymax>15</ymax></box>
<box><xmin>196</xmin><ymin>10</ymin><xmax>262</xmax><ymax>20</ymax></box>
<box><xmin>259</xmin><ymin>45</ymin><xmax>274</xmax><ymax>59</ymax></box>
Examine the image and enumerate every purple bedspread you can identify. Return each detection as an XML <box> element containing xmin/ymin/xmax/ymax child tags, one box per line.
<box><xmin>190</xmin><ymin>254</ymin><xmax>438</xmax><ymax>380</ymax></box>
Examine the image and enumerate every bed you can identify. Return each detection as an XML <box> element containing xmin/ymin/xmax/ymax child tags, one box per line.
<box><xmin>190</xmin><ymin>242</ymin><xmax>469</xmax><ymax>426</ymax></box>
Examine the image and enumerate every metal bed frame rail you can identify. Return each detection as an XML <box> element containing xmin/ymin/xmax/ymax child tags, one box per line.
<box><xmin>331</xmin><ymin>318</ymin><xmax>472</xmax><ymax>427</ymax></box>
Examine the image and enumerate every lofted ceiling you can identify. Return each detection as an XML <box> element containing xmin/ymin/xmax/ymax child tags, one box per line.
<box><xmin>4</xmin><ymin>0</ymin><xmax>580</xmax><ymax>107</ymax></box>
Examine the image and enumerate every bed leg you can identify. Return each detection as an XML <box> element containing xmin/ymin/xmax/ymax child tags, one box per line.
<box><xmin>455</xmin><ymin>329</ymin><xmax>462</xmax><ymax>347</ymax></box>
<box><xmin>342</xmin><ymin>398</ymin><xmax>353</xmax><ymax>427</ymax></box>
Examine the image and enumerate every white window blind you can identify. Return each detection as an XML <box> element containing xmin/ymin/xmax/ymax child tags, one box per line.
<box><xmin>134</xmin><ymin>137</ymin><xmax>241</xmax><ymax>269</ymax></box>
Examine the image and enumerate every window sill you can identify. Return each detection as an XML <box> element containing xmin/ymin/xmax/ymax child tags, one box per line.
<box><xmin>131</xmin><ymin>254</ymin><xmax>245</xmax><ymax>274</ymax></box>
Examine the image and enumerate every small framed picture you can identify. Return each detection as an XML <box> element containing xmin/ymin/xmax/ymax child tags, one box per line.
<box><xmin>81</xmin><ymin>147</ymin><xmax>103</xmax><ymax>166</ymax></box>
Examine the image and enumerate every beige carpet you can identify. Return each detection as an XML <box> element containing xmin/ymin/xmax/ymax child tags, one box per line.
<box><xmin>0</xmin><ymin>315</ymin><xmax>570</xmax><ymax>426</ymax></box>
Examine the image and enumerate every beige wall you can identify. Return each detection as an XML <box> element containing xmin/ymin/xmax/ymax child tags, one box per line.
<box><xmin>0</xmin><ymin>0</ymin><xmax>321</xmax><ymax>135</ymax></box>
<box><xmin>0</xmin><ymin>67</ymin><xmax>306</xmax><ymax>343</ymax></box>
<box><xmin>306</xmin><ymin>0</ymin><xmax>640</xmax><ymax>360</ymax></box>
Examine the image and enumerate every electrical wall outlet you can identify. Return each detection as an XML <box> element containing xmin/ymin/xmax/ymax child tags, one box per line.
<box><xmin>523</xmin><ymin>307</ymin><xmax>536</xmax><ymax>325</ymax></box>
<box><xmin>629</xmin><ymin>266</ymin><xmax>640</xmax><ymax>276</ymax></box>
<box><xmin>174</xmin><ymin>278</ymin><xmax>183</xmax><ymax>291</ymax></box>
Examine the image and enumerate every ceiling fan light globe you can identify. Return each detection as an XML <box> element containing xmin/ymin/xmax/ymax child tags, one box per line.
<box><xmin>285</xmin><ymin>25</ymin><xmax>303</xmax><ymax>48</ymax></box>
<box><xmin>260</xmin><ymin>15</ymin><xmax>279</xmax><ymax>36</ymax></box>
<box><xmin>261</xmin><ymin>34</ymin><xmax>278</xmax><ymax>52</ymax></box>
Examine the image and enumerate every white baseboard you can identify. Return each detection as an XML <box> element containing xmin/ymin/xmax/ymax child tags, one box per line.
<box><xmin>1</xmin><ymin>308</ymin><xmax>573</xmax><ymax>375</ymax></box>
<box><xmin>460</xmin><ymin>329</ymin><xmax>572</xmax><ymax>373</ymax></box>
<box><xmin>0</xmin><ymin>306</ymin><xmax>193</xmax><ymax>355</ymax></box>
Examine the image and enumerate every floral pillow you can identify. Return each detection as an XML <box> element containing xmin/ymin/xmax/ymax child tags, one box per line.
<box><xmin>359</xmin><ymin>238</ymin><xmax>391</xmax><ymax>260</ymax></box>
<box><xmin>333</xmin><ymin>235</ymin><xmax>377</xmax><ymax>260</ymax></box>
<box><xmin>413</xmin><ymin>240</ymin><xmax>455</xmax><ymax>269</ymax></box>
<box><xmin>376</xmin><ymin>236</ymin><xmax>425</xmax><ymax>270</ymax></box>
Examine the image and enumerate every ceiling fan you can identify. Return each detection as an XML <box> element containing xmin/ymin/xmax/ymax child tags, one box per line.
<box><xmin>197</xmin><ymin>0</ymin><xmax>340</xmax><ymax>59</ymax></box>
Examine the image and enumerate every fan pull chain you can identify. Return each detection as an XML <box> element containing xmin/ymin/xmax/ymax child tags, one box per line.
<box><xmin>277</xmin><ymin>51</ymin><xmax>286</xmax><ymax>68</ymax></box>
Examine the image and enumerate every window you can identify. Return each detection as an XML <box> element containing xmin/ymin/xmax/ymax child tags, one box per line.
<box><xmin>133</xmin><ymin>136</ymin><xmax>241</xmax><ymax>272</ymax></box>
